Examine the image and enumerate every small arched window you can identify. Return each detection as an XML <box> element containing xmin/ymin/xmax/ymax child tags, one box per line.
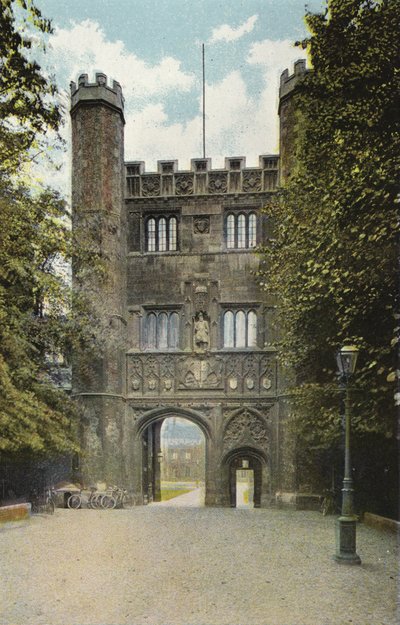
<box><xmin>226</xmin><ymin>214</ymin><xmax>235</xmax><ymax>249</ymax></box>
<box><xmin>225</xmin><ymin>212</ymin><xmax>257</xmax><ymax>249</ymax></box>
<box><xmin>144</xmin><ymin>311</ymin><xmax>180</xmax><ymax>350</ymax></box>
<box><xmin>169</xmin><ymin>217</ymin><xmax>177</xmax><ymax>251</ymax></box>
<box><xmin>145</xmin><ymin>215</ymin><xmax>179</xmax><ymax>252</ymax></box>
<box><xmin>147</xmin><ymin>218</ymin><xmax>156</xmax><ymax>252</ymax></box>
<box><xmin>223</xmin><ymin>309</ymin><xmax>257</xmax><ymax>348</ymax></box>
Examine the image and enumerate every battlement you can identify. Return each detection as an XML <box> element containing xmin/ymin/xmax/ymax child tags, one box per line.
<box><xmin>279</xmin><ymin>59</ymin><xmax>308</xmax><ymax>104</ymax></box>
<box><xmin>70</xmin><ymin>72</ymin><xmax>125</xmax><ymax>120</ymax></box>
<box><xmin>125</xmin><ymin>154</ymin><xmax>279</xmax><ymax>198</ymax></box>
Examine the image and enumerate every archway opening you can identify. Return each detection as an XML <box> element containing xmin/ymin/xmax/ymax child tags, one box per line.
<box><xmin>236</xmin><ymin>465</ymin><xmax>254</xmax><ymax>508</ymax></box>
<box><xmin>141</xmin><ymin>416</ymin><xmax>206</xmax><ymax>507</ymax></box>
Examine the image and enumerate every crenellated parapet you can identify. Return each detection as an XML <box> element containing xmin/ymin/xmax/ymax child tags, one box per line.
<box><xmin>125</xmin><ymin>154</ymin><xmax>279</xmax><ymax>197</ymax></box>
<box><xmin>70</xmin><ymin>72</ymin><xmax>125</xmax><ymax>122</ymax></box>
<box><xmin>278</xmin><ymin>59</ymin><xmax>308</xmax><ymax>111</ymax></box>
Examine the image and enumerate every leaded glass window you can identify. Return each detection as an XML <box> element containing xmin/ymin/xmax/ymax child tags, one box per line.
<box><xmin>169</xmin><ymin>217</ymin><xmax>177</xmax><ymax>251</ymax></box>
<box><xmin>145</xmin><ymin>215</ymin><xmax>179</xmax><ymax>251</ymax></box>
<box><xmin>227</xmin><ymin>214</ymin><xmax>235</xmax><ymax>249</ymax></box>
<box><xmin>158</xmin><ymin>217</ymin><xmax>167</xmax><ymax>251</ymax></box>
<box><xmin>225</xmin><ymin>212</ymin><xmax>257</xmax><ymax>249</ymax></box>
<box><xmin>143</xmin><ymin>311</ymin><xmax>180</xmax><ymax>350</ymax></box>
<box><xmin>147</xmin><ymin>218</ymin><xmax>156</xmax><ymax>252</ymax></box>
<box><xmin>223</xmin><ymin>309</ymin><xmax>258</xmax><ymax>348</ymax></box>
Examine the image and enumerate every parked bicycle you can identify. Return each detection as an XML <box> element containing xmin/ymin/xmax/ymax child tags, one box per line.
<box><xmin>101</xmin><ymin>485</ymin><xmax>134</xmax><ymax>509</ymax></box>
<box><xmin>67</xmin><ymin>486</ymin><xmax>100</xmax><ymax>509</ymax></box>
<box><xmin>320</xmin><ymin>489</ymin><xmax>341</xmax><ymax>516</ymax></box>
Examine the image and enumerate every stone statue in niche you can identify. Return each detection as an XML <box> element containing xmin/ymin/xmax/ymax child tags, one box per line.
<box><xmin>193</xmin><ymin>312</ymin><xmax>209</xmax><ymax>352</ymax></box>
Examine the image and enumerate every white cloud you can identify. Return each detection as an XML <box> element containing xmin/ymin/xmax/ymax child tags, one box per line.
<box><xmin>209</xmin><ymin>15</ymin><xmax>258</xmax><ymax>44</ymax></box>
<box><xmin>48</xmin><ymin>20</ymin><xmax>195</xmax><ymax>105</ymax></box>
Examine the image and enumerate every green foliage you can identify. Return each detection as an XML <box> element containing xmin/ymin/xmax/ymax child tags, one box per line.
<box><xmin>0</xmin><ymin>0</ymin><xmax>90</xmax><ymax>456</ymax></box>
<box><xmin>259</xmin><ymin>0</ymin><xmax>399</xmax><ymax>493</ymax></box>
<box><xmin>0</xmin><ymin>0</ymin><xmax>61</xmax><ymax>176</ymax></box>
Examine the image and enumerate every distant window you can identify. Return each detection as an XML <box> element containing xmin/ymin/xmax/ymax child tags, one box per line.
<box><xmin>143</xmin><ymin>310</ymin><xmax>180</xmax><ymax>350</ymax></box>
<box><xmin>195</xmin><ymin>160</ymin><xmax>207</xmax><ymax>171</ymax></box>
<box><xmin>223</xmin><ymin>309</ymin><xmax>257</xmax><ymax>348</ymax></box>
<box><xmin>263</xmin><ymin>158</ymin><xmax>278</xmax><ymax>169</ymax></box>
<box><xmin>225</xmin><ymin>212</ymin><xmax>257</xmax><ymax>249</ymax></box>
<box><xmin>127</xmin><ymin>164</ymin><xmax>140</xmax><ymax>175</ymax></box>
<box><xmin>145</xmin><ymin>215</ymin><xmax>178</xmax><ymax>251</ymax></box>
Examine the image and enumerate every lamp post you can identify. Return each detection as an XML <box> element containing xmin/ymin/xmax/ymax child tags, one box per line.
<box><xmin>334</xmin><ymin>344</ymin><xmax>361</xmax><ymax>565</ymax></box>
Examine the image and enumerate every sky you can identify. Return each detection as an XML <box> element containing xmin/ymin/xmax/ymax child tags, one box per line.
<box><xmin>33</xmin><ymin>0</ymin><xmax>325</xmax><ymax>189</ymax></box>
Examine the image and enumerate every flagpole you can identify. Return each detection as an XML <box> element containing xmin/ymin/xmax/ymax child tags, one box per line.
<box><xmin>202</xmin><ymin>43</ymin><xmax>206</xmax><ymax>159</ymax></box>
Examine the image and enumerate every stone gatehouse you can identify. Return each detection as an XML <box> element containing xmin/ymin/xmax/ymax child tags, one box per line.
<box><xmin>70</xmin><ymin>61</ymin><xmax>306</xmax><ymax>506</ymax></box>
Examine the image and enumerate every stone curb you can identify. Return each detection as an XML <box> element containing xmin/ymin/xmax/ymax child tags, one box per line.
<box><xmin>363</xmin><ymin>511</ymin><xmax>400</xmax><ymax>533</ymax></box>
<box><xmin>0</xmin><ymin>503</ymin><xmax>31</xmax><ymax>523</ymax></box>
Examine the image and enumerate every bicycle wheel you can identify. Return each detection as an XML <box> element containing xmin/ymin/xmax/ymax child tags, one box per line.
<box><xmin>91</xmin><ymin>493</ymin><xmax>103</xmax><ymax>509</ymax></box>
<box><xmin>67</xmin><ymin>494</ymin><xmax>82</xmax><ymax>509</ymax></box>
<box><xmin>101</xmin><ymin>495</ymin><xmax>117</xmax><ymax>509</ymax></box>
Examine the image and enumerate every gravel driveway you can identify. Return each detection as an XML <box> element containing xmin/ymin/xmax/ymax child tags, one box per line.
<box><xmin>0</xmin><ymin>505</ymin><xmax>398</xmax><ymax>625</ymax></box>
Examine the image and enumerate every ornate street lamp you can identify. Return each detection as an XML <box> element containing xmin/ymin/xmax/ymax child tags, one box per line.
<box><xmin>334</xmin><ymin>344</ymin><xmax>361</xmax><ymax>565</ymax></box>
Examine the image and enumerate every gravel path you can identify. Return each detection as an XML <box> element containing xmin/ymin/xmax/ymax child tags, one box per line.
<box><xmin>152</xmin><ymin>487</ymin><xmax>204</xmax><ymax>507</ymax></box>
<box><xmin>0</xmin><ymin>506</ymin><xmax>398</xmax><ymax>625</ymax></box>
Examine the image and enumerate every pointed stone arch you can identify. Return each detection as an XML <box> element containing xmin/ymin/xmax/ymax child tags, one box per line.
<box><xmin>133</xmin><ymin>405</ymin><xmax>212</xmax><ymax>441</ymax></box>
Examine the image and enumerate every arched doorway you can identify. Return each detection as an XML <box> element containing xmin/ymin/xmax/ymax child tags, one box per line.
<box><xmin>223</xmin><ymin>447</ymin><xmax>269</xmax><ymax>508</ymax></box>
<box><xmin>132</xmin><ymin>407</ymin><xmax>212</xmax><ymax>505</ymax></box>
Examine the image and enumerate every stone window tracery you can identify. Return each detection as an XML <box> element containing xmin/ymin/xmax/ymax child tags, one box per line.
<box><xmin>145</xmin><ymin>215</ymin><xmax>178</xmax><ymax>252</ymax></box>
<box><xmin>143</xmin><ymin>310</ymin><xmax>180</xmax><ymax>350</ymax></box>
<box><xmin>223</xmin><ymin>309</ymin><xmax>258</xmax><ymax>348</ymax></box>
<box><xmin>225</xmin><ymin>212</ymin><xmax>257</xmax><ymax>249</ymax></box>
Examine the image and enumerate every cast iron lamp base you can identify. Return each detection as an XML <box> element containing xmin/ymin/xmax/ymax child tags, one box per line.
<box><xmin>334</xmin><ymin>516</ymin><xmax>361</xmax><ymax>565</ymax></box>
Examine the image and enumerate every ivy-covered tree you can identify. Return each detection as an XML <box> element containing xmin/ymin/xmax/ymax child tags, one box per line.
<box><xmin>0</xmin><ymin>0</ymin><xmax>89</xmax><ymax>457</ymax></box>
<box><xmin>260</xmin><ymin>0</ymin><xmax>399</xmax><ymax>515</ymax></box>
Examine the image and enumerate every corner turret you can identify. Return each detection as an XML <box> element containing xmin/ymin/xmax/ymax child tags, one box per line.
<box><xmin>70</xmin><ymin>72</ymin><xmax>125</xmax><ymax>122</ymax></box>
<box><xmin>70</xmin><ymin>71</ymin><xmax>127</xmax><ymax>486</ymax></box>
<box><xmin>278</xmin><ymin>59</ymin><xmax>308</xmax><ymax>184</ymax></box>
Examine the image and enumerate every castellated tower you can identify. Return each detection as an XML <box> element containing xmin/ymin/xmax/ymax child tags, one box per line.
<box><xmin>69</xmin><ymin>64</ymin><xmax>306</xmax><ymax>508</ymax></box>
<box><xmin>70</xmin><ymin>73</ymin><xmax>127</xmax><ymax>485</ymax></box>
<box><xmin>278</xmin><ymin>59</ymin><xmax>307</xmax><ymax>184</ymax></box>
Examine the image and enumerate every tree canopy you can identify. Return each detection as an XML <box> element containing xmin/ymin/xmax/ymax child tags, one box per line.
<box><xmin>259</xmin><ymin>0</ymin><xmax>399</xmax><ymax>511</ymax></box>
<box><xmin>0</xmin><ymin>0</ymin><xmax>82</xmax><ymax>456</ymax></box>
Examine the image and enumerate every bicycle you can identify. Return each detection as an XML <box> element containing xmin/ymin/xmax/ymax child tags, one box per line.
<box><xmin>101</xmin><ymin>485</ymin><xmax>134</xmax><ymax>509</ymax></box>
<box><xmin>320</xmin><ymin>490</ymin><xmax>341</xmax><ymax>516</ymax></box>
<box><xmin>67</xmin><ymin>486</ymin><xmax>99</xmax><ymax>509</ymax></box>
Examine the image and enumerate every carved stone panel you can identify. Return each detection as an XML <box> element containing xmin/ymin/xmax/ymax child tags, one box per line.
<box><xmin>128</xmin><ymin>358</ymin><xmax>143</xmax><ymax>393</ymax></box>
<box><xmin>260</xmin><ymin>355</ymin><xmax>275</xmax><ymax>391</ymax></box>
<box><xmin>141</xmin><ymin>175</ymin><xmax>160</xmax><ymax>197</ymax></box>
<box><xmin>223</xmin><ymin>409</ymin><xmax>268</xmax><ymax>451</ymax></box>
<box><xmin>242</xmin><ymin>170</ymin><xmax>262</xmax><ymax>193</ymax></box>
<box><xmin>142</xmin><ymin>355</ymin><xmax>160</xmax><ymax>393</ymax></box>
<box><xmin>208</xmin><ymin>173</ymin><xmax>228</xmax><ymax>194</ymax></box>
<box><xmin>175</xmin><ymin>174</ymin><xmax>194</xmax><ymax>195</ymax></box>
<box><xmin>193</xmin><ymin>216</ymin><xmax>210</xmax><ymax>234</ymax></box>
<box><xmin>177</xmin><ymin>356</ymin><xmax>223</xmax><ymax>389</ymax></box>
<box><xmin>193</xmin><ymin>283</ymin><xmax>209</xmax><ymax>313</ymax></box>
<box><xmin>126</xmin><ymin>352</ymin><xmax>276</xmax><ymax>397</ymax></box>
